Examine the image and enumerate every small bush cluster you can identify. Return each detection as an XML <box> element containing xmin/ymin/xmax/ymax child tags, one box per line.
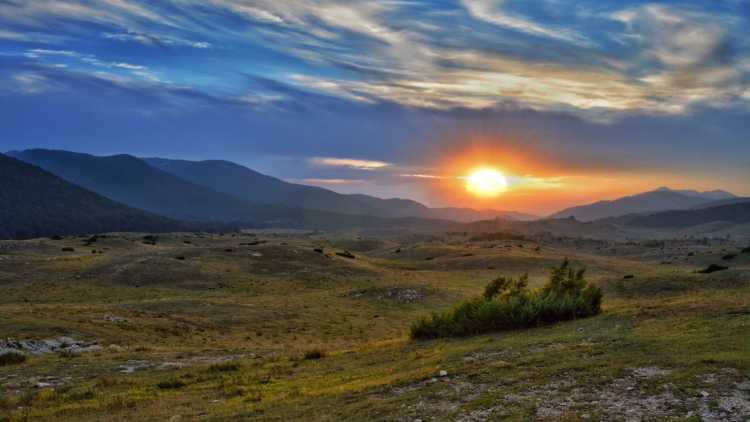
<box><xmin>0</xmin><ymin>351</ymin><xmax>26</xmax><ymax>366</ymax></box>
<box><xmin>208</xmin><ymin>362</ymin><xmax>240</xmax><ymax>373</ymax></box>
<box><xmin>410</xmin><ymin>259</ymin><xmax>602</xmax><ymax>339</ymax></box>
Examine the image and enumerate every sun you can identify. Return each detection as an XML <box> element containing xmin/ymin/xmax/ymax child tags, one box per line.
<box><xmin>466</xmin><ymin>168</ymin><xmax>508</xmax><ymax>197</ymax></box>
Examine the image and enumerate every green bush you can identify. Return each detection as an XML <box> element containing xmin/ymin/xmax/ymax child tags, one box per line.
<box><xmin>411</xmin><ymin>259</ymin><xmax>602</xmax><ymax>339</ymax></box>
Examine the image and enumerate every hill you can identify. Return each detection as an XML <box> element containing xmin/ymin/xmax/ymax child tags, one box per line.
<box><xmin>549</xmin><ymin>187</ymin><xmax>735</xmax><ymax>221</ymax></box>
<box><xmin>9</xmin><ymin>149</ymin><xmax>264</xmax><ymax>222</ymax></box>
<box><xmin>144</xmin><ymin>157</ymin><xmax>534</xmax><ymax>222</ymax></box>
<box><xmin>623</xmin><ymin>202</ymin><xmax>750</xmax><ymax>228</ymax></box>
<box><xmin>7</xmin><ymin>149</ymin><xmax>450</xmax><ymax>231</ymax></box>
<box><xmin>0</xmin><ymin>153</ymin><xmax>189</xmax><ymax>239</ymax></box>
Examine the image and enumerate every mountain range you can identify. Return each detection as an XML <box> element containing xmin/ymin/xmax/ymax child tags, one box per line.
<box><xmin>8</xmin><ymin>149</ymin><xmax>534</xmax><ymax>224</ymax></box>
<box><xmin>3</xmin><ymin>148</ymin><xmax>747</xmax><ymax>240</ymax></box>
<box><xmin>0</xmin><ymin>153</ymin><xmax>190</xmax><ymax>239</ymax></box>
<box><xmin>549</xmin><ymin>187</ymin><xmax>737</xmax><ymax>222</ymax></box>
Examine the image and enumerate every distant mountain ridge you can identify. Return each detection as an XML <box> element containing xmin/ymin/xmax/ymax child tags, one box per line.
<box><xmin>144</xmin><ymin>157</ymin><xmax>536</xmax><ymax>222</ymax></box>
<box><xmin>549</xmin><ymin>187</ymin><xmax>736</xmax><ymax>222</ymax></box>
<box><xmin>7</xmin><ymin>149</ymin><xmax>455</xmax><ymax>231</ymax></box>
<box><xmin>0</xmin><ymin>153</ymin><xmax>189</xmax><ymax>239</ymax></box>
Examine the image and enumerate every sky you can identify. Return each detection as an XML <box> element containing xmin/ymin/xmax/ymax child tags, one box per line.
<box><xmin>0</xmin><ymin>0</ymin><xmax>748</xmax><ymax>215</ymax></box>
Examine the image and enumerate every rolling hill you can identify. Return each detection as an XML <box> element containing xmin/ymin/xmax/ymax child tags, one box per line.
<box><xmin>549</xmin><ymin>187</ymin><xmax>736</xmax><ymax>222</ymax></box>
<box><xmin>0</xmin><ymin>153</ymin><xmax>189</xmax><ymax>239</ymax></box>
<box><xmin>144</xmin><ymin>157</ymin><xmax>534</xmax><ymax>222</ymax></box>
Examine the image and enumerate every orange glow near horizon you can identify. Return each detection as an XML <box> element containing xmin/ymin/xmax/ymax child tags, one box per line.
<box><xmin>416</xmin><ymin>139</ymin><xmax>660</xmax><ymax>214</ymax></box>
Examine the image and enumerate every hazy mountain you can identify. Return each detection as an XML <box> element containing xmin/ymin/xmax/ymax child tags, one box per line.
<box><xmin>144</xmin><ymin>157</ymin><xmax>428</xmax><ymax>218</ymax></box>
<box><xmin>623</xmin><ymin>202</ymin><xmax>750</xmax><ymax>228</ymax></box>
<box><xmin>0</xmin><ymin>153</ymin><xmax>188</xmax><ymax>239</ymax></box>
<box><xmin>8</xmin><ymin>149</ymin><xmax>450</xmax><ymax>231</ymax></box>
<box><xmin>144</xmin><ymin>157</ymin><xmax>534</xmax><ymax>222</ymax></box>
<box><xmin>549</xmin><ymin>187</ymin><xmax>736</xmax><ymax>222</ymax></box>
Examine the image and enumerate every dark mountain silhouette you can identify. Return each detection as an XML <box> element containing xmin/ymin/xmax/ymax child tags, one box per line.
<box><xmin>9</xmin><ymin>149</ymin><xmax>260</xmax><ymax>222</ymax></box>
<box><xmin>0</xmin><ymin>153</ymin><xmax>188</xmax><ymax>239</ymax></box>
<box><xmin>7</xmin><ymin>149</ymin><xmax>450</xmax><ymax>231</ymax></box>
<box><xmin>622</xmin><ymin>202</ymin><xmax>750</xmax><ymax>228</ymax></box>
<box><xmin>549</xmin><ymin>187</ymin><xmax>736</xmax><ymax>222</ymax></box>
<box><xmin>144</xmin><ymin>157</ymin><xmax>534</xmax><ymax>222</ymax></box>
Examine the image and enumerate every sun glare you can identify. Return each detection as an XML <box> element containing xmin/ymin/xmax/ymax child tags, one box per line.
<box><xmin>466</xmin><ymin>168</ymin><xmax>508</xmax><ymax>197</ymax></box>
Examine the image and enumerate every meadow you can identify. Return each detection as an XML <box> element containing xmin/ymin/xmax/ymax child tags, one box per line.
<box><xmin>0</xmin><ymin>231</ymin><xmax>748</xmax><ymax>421</ymax></box>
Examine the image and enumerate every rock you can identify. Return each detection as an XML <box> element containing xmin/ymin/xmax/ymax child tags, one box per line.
<box><xmin>105</xmin><ymin>315</ymin><xmax>128</xmax><ymax>323</ymax></box>
<box><xmin>0</xmin><ymin>336</ymin><xmax>100</xmax><ymax>355</ymax></box>
<box><xmin>700</xmin><ymin>390</ymin><xmax>710</xmax><ymax>398</ymax></box>
<box><xmin>35</xmin><ymin>382</ymin><xmax>52</xmax><ymax>388</ymax></box>
<box><xmin>439</xmin><ymin>370</ymin><xmax>448</xmax><ymax>377</ymax></box>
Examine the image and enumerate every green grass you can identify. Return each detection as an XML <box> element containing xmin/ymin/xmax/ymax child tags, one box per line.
<box><xmin>0</xmin><ymin>232</ymin><xmax>748</xmax><ymax>420</ymax></box>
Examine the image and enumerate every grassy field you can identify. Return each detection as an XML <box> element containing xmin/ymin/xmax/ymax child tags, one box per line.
<box><xmin>0</xmin><ymin>231</ymin><xmax>748</xmax><ymax>421</ymax></box>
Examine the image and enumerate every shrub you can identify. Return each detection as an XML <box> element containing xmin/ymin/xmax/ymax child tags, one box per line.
<box><xmin>157</xmin><ymin>379</ymin><xmax>186</xmax><ymax>389</ymax></box>
<box><xmin>0</xmin><ymin>351</ymin><xmax>26</xmax><ymax>366</ymax></box>
<box><xmin>411</xmin><ymin>259</ymin><xmax>602</xmax><ymax>340</ymax></box>
<box><xmin>303</xmin><ymin>349</ymin><xmax>325</xmax><ymax>360</ymax></box>
<box><xmin>208</xmin><ymin>362</ymin><xmax>240</xmax><ymax>372</ymax></box>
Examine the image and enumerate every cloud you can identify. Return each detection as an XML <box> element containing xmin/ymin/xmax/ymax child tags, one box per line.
<box><xmin>309</xmin><ymin>157</ymin><xmax>392</xmax><ymax>170</ymax></box>
<box><xmin>23</xmin><ymin>49</ymin><xmax>155</xmax><ymax>82</ymax></box>
<box><xmin>461</xmin><ymin>0</ymin><xmax>587</xmax><ymax>44</ymax></box>
<box><xmin>103</xmin><ymin>32</ymin><xmax>211</xmax><ymax>49</ymax></box>
<box><xmin>298</xmin><ymin>178</ymin><xmax>367</xmax><ymax>185</ymax></box>
<box><xmin>0</xmin><ymin>0</ymin><xmax>748</xmax><ymax>121</ymax></box>
<box><xmin>609</xmin><ymin>4</ymin><xmax>747</xmax><ymax>112</ymax></box>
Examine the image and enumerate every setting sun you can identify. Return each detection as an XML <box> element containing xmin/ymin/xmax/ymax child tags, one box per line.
<box><xmin>466</xmin><ymin>168</ymin><xmax>508</xmax><ymax>197</ymax></box>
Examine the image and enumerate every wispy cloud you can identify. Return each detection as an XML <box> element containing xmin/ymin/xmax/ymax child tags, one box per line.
<box><xmin>298</xmin><ymin>178</ymin><xmax>368</xmax><ymax>185</ymax></box>
<box><xmin>23</xmin><ymin>48</ymin><xmax>156</xmax><ymax>82</ymax></box>
<box><xmin>0</xmin><ymin>0</ymin><xmax>747</xmax><ymax>119</ymax></box>
<box><xmin>460</xmin><ymin>0</ymin><xmax>588</xmax><ymax>44</ymax></box>
<box><xmin>104</xmin><ymin>32</ymin><xmax>210</xmax><ymax>49</ymax></box>
<box><xmin>309</xmin><ymin>157</ymin><xmax>392</xmax><ymax>170</ymax></box>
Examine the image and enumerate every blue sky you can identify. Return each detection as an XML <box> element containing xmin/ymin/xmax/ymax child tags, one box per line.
<box><xmin>1</xmin><ymin>0</ymin><xmax>748</xmax><ymax>213</ymax></box>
